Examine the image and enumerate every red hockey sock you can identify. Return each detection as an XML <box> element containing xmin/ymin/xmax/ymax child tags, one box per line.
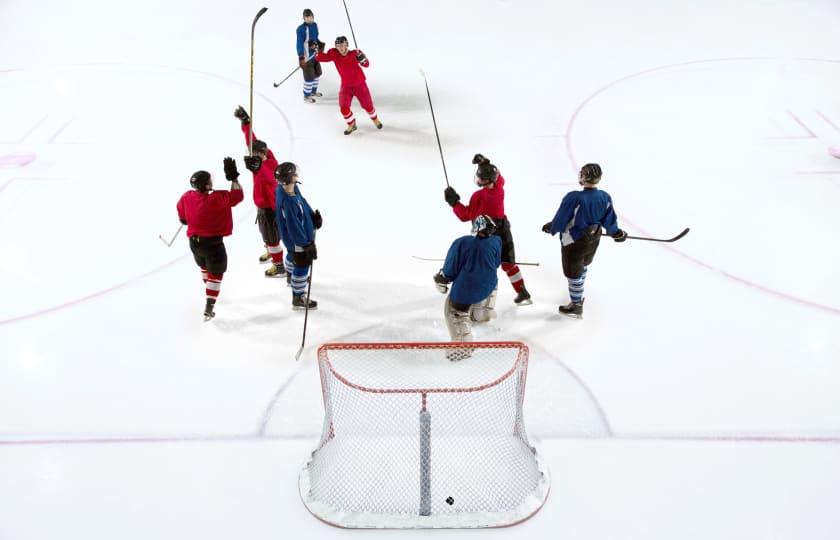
<box><xmin>267</xmin><ymin>242</ymin><xmax>284</xmax><ymax>264</ymax></box>
<box><xmin>200</xmin><ymin>267</ymin><xmax>208</xmax><ymax>283</ymax></box>
<box><xmin>206</xmin><ymin>273</ymin><xmax>223</xmax><ymax>300</ymax></box>
<box><xmin>501</xmin><ymin>263</ymin><xmax>524</xmax><ymax>292</ymax></box>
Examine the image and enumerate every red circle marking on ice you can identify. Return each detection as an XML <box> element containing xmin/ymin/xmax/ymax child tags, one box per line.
<box><xmin>565</xmin><ymin>57</ymin><xmax>840</xmax><ymax>316</ymax></box>
<box><xmin>0</xmin><ymin>153</ymin><xmax>36</xmax><ymax>168</ymax></box>
<box><xmin>829</xmin><ymin>145</ymin><xmax>840</xmax><ymax>158</ymax></box>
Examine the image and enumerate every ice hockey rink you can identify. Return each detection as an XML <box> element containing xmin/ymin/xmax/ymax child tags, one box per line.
<box><xmin>1</xmin><ymin>0</ymin><xmax>840</xmax><ymax>537</ymax></box>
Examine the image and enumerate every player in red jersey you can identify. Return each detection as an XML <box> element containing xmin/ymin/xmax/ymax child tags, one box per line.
<box><xmin>315</xmin><ymin>36</ymin><xmax>382</xmax><ymax>135</ymax></box>
<box><xmin>176</xmin><ymin>158</ymin><xmax>245</xmax><ymax>320</ymax></box>
<box><xmin>233</xmin><ymin>105</ymin><xmax>286</xmax><ymax>277</ymax></box>
<box><xmin>443</xmin><ymin>153</ymin><xmax>532</xmax><ymax>305</ymax></box>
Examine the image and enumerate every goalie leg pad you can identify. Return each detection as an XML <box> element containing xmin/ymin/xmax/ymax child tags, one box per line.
<box><xmin>444</xmin><ymin>296</ymin><xmax>473</xmax><ymax>342</ymax></box>
<box><xmin>470</xmin><ymin>288</ymin><xmax>497</xmax><ymax>323</ymax></box>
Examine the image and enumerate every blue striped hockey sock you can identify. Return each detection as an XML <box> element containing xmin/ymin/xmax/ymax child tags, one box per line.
<box><xmin>291</xmin><ymin>265</ymin><xmax>309</xmax><ymax>296</ymax></box>
<box><xmin>568</xmin><ymin>267</ymin><xmax>587</xmax><ymax>304</ymax></box>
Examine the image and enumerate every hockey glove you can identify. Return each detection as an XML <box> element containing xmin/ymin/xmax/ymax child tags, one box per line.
<box><xmin>433</xmin><ymin>271</ymin><xmax>450</xmax><ymax>294</ymax></box>
<box><xmin>472</xmin><ymin>153</ymin><xmax>489</xmax><ymax>165</ymax></box>
<box><xmin>612</xmin><ymin>229</ymin><xmax>628</xmax><ymax>242</ymax></box>
<box><xmin>304</xmin><ymin>242</ymin><xmax>318</xmax><ymax>261</ymax></box>
<box><xmin>243</xmin><ymin>155</ymin><xmax>263</xmax><ymax>172</ymax></box>
<box><xmin>542</xmin><ymin>222</ymin><xmax>552</xmax><ymax>234</ymax></box>
<box><xmin>234</xmin><ymin>105</ymin><xmax>250</xmax><ymax>125</ymax></box>
<box><xmin>223</xmin><ymin>157</ymin><xmax>240</xmax><ymax>181</ymax></box>
<box><xmin>317</xmin><ymin>40</ymin><xmax>326</xmax><ymax>52</ymax></box>
<box><xmin>444</xmin><ymin>187</ymin><xmax>460</xmax><ymax>207</ymax></box>
<box><xmin>299</xmin><ymin>57</ymin><xmax>307</xmax><ymax>69</ymax></box>
<box><xmin>311</xmin><ymin>209</ymin><xmax>323</xmax><ymax>229</ymax></box>
<box><xmin>356</xmin><ymin>51</ymin><xmax>367</xmax><ymax>63</ymax></box>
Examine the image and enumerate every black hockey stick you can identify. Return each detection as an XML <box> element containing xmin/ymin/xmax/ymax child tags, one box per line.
<box><xmin>341</xmin><ymin>0</ymin><xmax>359</xmax><ymax>49</ymax></box>
<box><xmin>295</xmin><ymin>262</ymin><xmax>314</xmax><ymax>361</ymax></box>
<box><xmin>602</xmin><ymin>227</ymin><xmax>690</xmax><ymax>243</ymax></box>
<box><xmin>412</xmin><ymin>255</ymin><xmax>540</xmax><ymax>267</ymax></box>
<box><xmin>272</xmin><ymin>52</ymin><xmax>317</xmax><ymax>88</ymax></box>
<box><xmin>158</xmin><ymin>224</ymin><xmax>184</xmax><ymax>247</ymax></box>
<box><xmin>419</xmin><ymin>70</ymin><xmax>450</xmax><ymax>187</ymax></box>
<box><xmin>248</xmin><ymin>7</ymin><xmax>269</xmax><ymax>155</ymax></box>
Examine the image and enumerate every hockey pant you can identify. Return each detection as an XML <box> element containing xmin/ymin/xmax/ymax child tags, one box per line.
<box><xmin>190</xmin><ymin>235</ymin><xmax>226</xmax><ymax>305</ymax></box>
<box><xmin>284</xmin><ymin>253</ymin><xmax>310</xmax><ymax>296</ymax></box>
<box><xmin>256</xmin><ymin>207</ymin><xmax>284</xmax><ymax>265</ymax></box>
<box><xmin>302</xmin><ymin>60</ymin><xmax>322</xmax><ymax>97</ymax></box>
<box><xmin>338</xmin><ymin>83</ymin><xmax>377</xmax><ymax>126</ymax></box>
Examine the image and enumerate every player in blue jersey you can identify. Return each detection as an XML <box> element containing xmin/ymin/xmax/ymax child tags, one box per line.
<box><xmin>296</xmin><ymin>9</ymin><xmax>325</xmax><ymax>103</ymax></box>
<box><xmin>543</xmin><ymin>163</ymin><xmax>627</xmax><ymax>318</ymax></box>
<box><xmin>275</xmin><ymin>162</ymin><xmax>322</xmax><ymax>310</ymax></box>
<box><xmin>434</xmin><ymin>215</ymin><xmax>502</xmax><ymax>360</ymax></box>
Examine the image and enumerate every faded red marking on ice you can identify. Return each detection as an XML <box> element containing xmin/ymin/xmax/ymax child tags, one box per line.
<box><xmin>815</xmin><ymin>109</ymin><xmax>840</xmax><ymax>133</ymax></box>
<box><xmin>564</xmin><ymin>56</ymin><xmax>840</xmax><ymax>316</ymax></box>
<box><xmin>786</xmin><ymin>110</ymin><xmax>818</xmax><ymax>137</ymax></box>
<box><xmin>0</xmin><ymin>153</ymin><xmax>36</xmax><ymax>168</ymax></box>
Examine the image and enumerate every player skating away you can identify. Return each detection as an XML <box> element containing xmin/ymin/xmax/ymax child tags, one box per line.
<box><xmin>275</xmin><ymin>162</ymin><xmax>321</xmax><ymax>310</ymax></box>
<box><xmin>233</xmin><ymin>105</ymin><xmax>286</xmax><ymax>277</ymax></box>
<box><xmin>176</xmin><ymin>158</ymin><xmax>245</xmax><ymax>320</ymax></box>
<box><xmin>542</xmin><ymin>163</ymin><xmax>627</xmax><ymax>318</ymax></box>
<box><xmin>444</xmin><ymin>154</ymin><xmax>532</xmax><ymax>306</ymax></box>
<box><xmin>297</xmin><ymin>8</ymin><xmax>326</xmax><ymax>103</ymax></box>
<box><xmin>315</xmin><ymin>36</ymin><xmax>382</xmax><ymax>135</ymax></box>
<box><xmin>433</xmin><ymin>215</ymin><xmax>502</xmax><ymax>361</ymax></box>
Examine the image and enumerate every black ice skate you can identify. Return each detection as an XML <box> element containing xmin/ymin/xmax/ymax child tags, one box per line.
<box><xmin>513</xmin><ymin>287</ymin><xmax>533</xmax><ymax>306</ymax></box>
<box><xmin>203</xmin><ymin>299</ymin><xmax>216</xmax><ymax>322</ymax></box>
<box><xmin>292</xmin><ymin>294</ymin><xmax>318</xmax><ymax>311</ymax></box>
<box><xmin>344</xmin><ymin>122</ymin><xmax>357</xmax><ymax>135</ymax></box>
<box><xmin>558</xmin><ymin>301</ymin><xmax>583</xmax><ymax>319</ymax></box>
<box><xmin>265</xmin><ymin>263</ymin><xmax>286</xmax><ymax>278</ymax></box>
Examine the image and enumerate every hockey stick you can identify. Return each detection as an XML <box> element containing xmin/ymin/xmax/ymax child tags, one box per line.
<box><xmin>412</xmin><ymin>255</ymin><xmax>540</xmax><ymax>267</ymax></box>
<box><xmin>248</xmin><ymin>7</ymin><xmax>269</xmax><ymax>156</ymax></box>
<box><xmin>602</xmin><ymin>227</ymin><xmax>690</xmax><ymax>243</ymax></box>
<box><xmin>341</xmin><ymin>0</ymin><xmax>359</xmax><ymax>49</ymax></box>
<box><xmin>419</xmin><ymin>70</ymin><xmax>450</xmax><ymax>187</ymax></box>
<box><xmin>272</xmin><ymin>52</ymin><xmax>317</xmax><ymax>88</ymax></box>
<box><xmin>295</xmin><ymin>262</ymin><xmax>314</xmax><ymax>361</ymax></box>
<box><xmin>159</xmin><ymin>224</ymin><xmax>184</xmax><ymax>247</ymax></box>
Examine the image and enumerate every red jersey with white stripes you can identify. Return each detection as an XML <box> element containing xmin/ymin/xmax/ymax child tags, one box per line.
<box><xmin>177</xmin><ymin>188</ymin><xmax>244</xmax><ymax>237</ymax></box>
<box><xmin>452</xmin><ymin>174</ymin><xmax>506</xmax><ymax>222</ymax></box>
<box><xmin>241</xmin><ymin>123</ymin><xmax>279</xmax><ymax>210</ymax></box>
<box><xmin>315</xmin><ymin>48</ymin><xmax>369</xmax><ymax>87</ymax></box>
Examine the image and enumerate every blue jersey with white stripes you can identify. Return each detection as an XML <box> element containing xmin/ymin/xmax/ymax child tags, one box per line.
<box><xmin>548</xmin><ymin>187</ymin><xmax>619</xmax><ymax>246</ymax></box>
<box><xmin>296</xmin><ymin>22</ymin><xmax>319</xmax><ymax>58</ymax></box>
<box><xmin>275</xmin><ymin>185</ymin><xmax>315</xmax><ymax>252</ymax></box>
<box><xmin>442</xmin><ymin>235</ymin><xmax>502</xmax><ymax>305</ymax></box>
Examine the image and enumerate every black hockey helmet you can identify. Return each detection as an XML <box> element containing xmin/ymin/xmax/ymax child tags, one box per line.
<box><xmin>475</xmin><ymin>162</ymin><xmax>498</xmax><ymax>185</ymax></box>
<box><xmin>579</xmin><ymin>163</ymin><xmax>602</xmax><ymax>184</ymax></box>
<box><xmin>190</xmin><ymin>170</ymin><xmax>211</xmax><ymax>192</ymax></box>
<box><xmin>303</xmin><ymin>8</ymin><xmax>314</xmax><ymax>18</ymax></box>
<box><xmin>472</xmin><ymin>214</ymin><xmax>497</xmax><ymax>238</ymax></box>
<box><xmin>275</xmin><ymin>161</ymin><xmax>298</xmax><ymax>184</ymax></box>
<box><xmin>251</xmin><ymin>139</ymin><xmax>268</xmax><ymax>155</ymax></box>
<box><xmin>335</xmin><ymin>35</ymin><xmax>349</xmax><ymax>46</ymax></box>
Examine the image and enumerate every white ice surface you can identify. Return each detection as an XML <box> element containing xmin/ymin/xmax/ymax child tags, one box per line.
<box><xmin>1</xmin><ymin>0</ymin><xmax>840</xmax><ymax>538</ymax></box>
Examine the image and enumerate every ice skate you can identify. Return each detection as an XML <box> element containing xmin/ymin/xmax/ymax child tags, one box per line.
<box><xmin>558</xmin><ymin>301</ymin><xmax>583</xmax><ymax>319</ymax></box>
<box><xmin>372</xmin><ymin>118</ymin><xmax>383</xmax><ymax>129</ymax></box>
<box><xmin>513</xmin><ymin>286</ymin><xmax>532</xmax><ymax>306</ymax></box>
<box><xmin>303</xmin><ymin>95</ymin><xmax>316</xmax><ymax>103</ymax></box>
<box><xmin>203</xmin><ymin>300</ymin><xmax>216</xmax><ymax>322</ymax></box>
<box><xmin>292</xmin><ymin>294</ymin><xmax>318</xmax><ymax>311</ymax></box>
<box><xmin>265</xmin><ymin>264</ymin><xmax>286</xmax><ymax>278</ymax></box>
<box><xmin>344</xmin><ymin>121</ymin><xmax>357</xmax><ymax>135</ymax></box>
<box><xmin>259</xmin><ymin>249</ymin><xmax>270</xmax><ymax>263</ymax></box>
<box><xmin>312</xmin><ymin>91</ymin><xmax>323</xmax><ymax>97</ymax></box>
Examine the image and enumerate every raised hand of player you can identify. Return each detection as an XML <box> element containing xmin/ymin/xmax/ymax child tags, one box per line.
<box><xmin>223</xmin><ymin>157</ymin><xmax>240</xmax><ymax>181</ymax></box>
<box><xmin>356</xmin><ymin>50</ymin><xmax>367</xmax><ymax>63</ymax></box>
<box><xmin>243</xmin><ymin>155</ymin><xmax>262</xmax><ymax>172</ymax></box>
<box><xmin>234</xmin><ymin>105</ymin><xmax>250</xmax><ymax>125</ymax></box>
<box><xmin>472</xmin><ymin>153</ymin><xmax>489</xmax><ymax>165</ymax></box>
<box><xmin>444</xmin><ymin>187</ymin><xmax>460</xmax><ymax>207</ymax></box>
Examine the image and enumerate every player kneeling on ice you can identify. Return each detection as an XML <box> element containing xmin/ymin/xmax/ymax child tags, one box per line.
<box><xmin>233</xmin><ymin>105</ymin><xmax>286</xmax><ymax>278</ymax></box>
<box><xmin>315</xmin><ymin>36</ymin><xmax>382</xmax><ymax>135</ymax></box>
<box><xmin>176</xmin><ymin>158</ymin><xmax>244</xmax><ymax>321</ymax></box>
<box><xmin>444</xmin><ymin>154</ymin><xmax>532</xmax><ymax>305</ymax></box>
<box><xmin>275</xmin><ymin>162</ymin><xmax>322</xmax><ymax>310</ymax></box>
<box><xmin>542</xmin><ymin>163</ymin><xmax>627</xmax><ymax>318</ymax></box>
<box><xmin>433</xmin><ymin>215</ymin><xmax>502</xmax><ymax>361</ymax></box>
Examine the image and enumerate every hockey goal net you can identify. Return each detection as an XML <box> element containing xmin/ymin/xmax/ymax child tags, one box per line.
<box><xmin>299</xmin><ymin>341</ymin><xmax>550</xmax><ymax>528</ymax></box>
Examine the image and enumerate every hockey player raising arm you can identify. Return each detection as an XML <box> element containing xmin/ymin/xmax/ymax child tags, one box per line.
<box><xmin>443</xmin><ymin>154</ymin><xmax>532</xmax><ymax>306</ymax></box>
<box><xmin>176</xmin><ymin>158</ymin><xmax>245</xmax><ymax>321</ymax></box>
<box><xmin>275</xmin><ymin>162</ymin><xmax>322</xmax><ymax>311</ymax></box>
<box><xmin>542</xmin><ymin>163</ymin><xmax>627</xmax><ymax>318</ymax></box>
<box><xmin>315</xmin><ymin>36</ymin><xmax>382</xmax><ymax>135</ymax></box>
<box><xmin>233</xmin><ymin>105</ymin><xmax>286</xmax><ymax>278</ymax></box>
<box><xmin>433</xmin><ymin>215</ymin><xmax>502</xmax><ymax>361</ymax></box>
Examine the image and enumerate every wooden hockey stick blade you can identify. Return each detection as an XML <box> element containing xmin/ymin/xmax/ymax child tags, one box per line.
<box><xmin>411</xmin><ymin>255</ymin><xmax>539</xmax><ymax>266</ymax></box>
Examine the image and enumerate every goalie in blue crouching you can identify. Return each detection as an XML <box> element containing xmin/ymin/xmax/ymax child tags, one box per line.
<box><xmin>434</xmin><ymin>215</ymin><xmax>502</xmax><ymax>360</ymax></box>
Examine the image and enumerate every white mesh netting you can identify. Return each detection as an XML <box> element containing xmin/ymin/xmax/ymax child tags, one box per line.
<box><xmin>299</xmin><ymin>341</ymin><xmax>550</xmax><ymax>528</ymax></box>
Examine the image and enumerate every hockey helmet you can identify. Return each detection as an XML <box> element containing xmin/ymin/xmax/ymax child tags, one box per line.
<box><xmin>190</xmin><ymin>170</ymin><xmax>211</xmax><ymax>192</ymax></box>
<box><xmin>335</xmin><ymin>35</ymin><xmax>349</xmax><ymax>46</ymax></box>
<box><xmin>275</xmin><ymin>161</ymin><xmax>298</xmax><ymax>184</ymax></box>
<box><xmin>472</xmin><ymin>214</ymin><xmax>497</xmax><ymax>238</ymax></box>
<box><xmin>579</xmin><ymin>163</ymin><xmax>602</xmax><ymax>184</ymax></box>
<box><xmin>251</xmin><ymin>139</ymin><xmax>268</xmax><ymax>155</ymax></box>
